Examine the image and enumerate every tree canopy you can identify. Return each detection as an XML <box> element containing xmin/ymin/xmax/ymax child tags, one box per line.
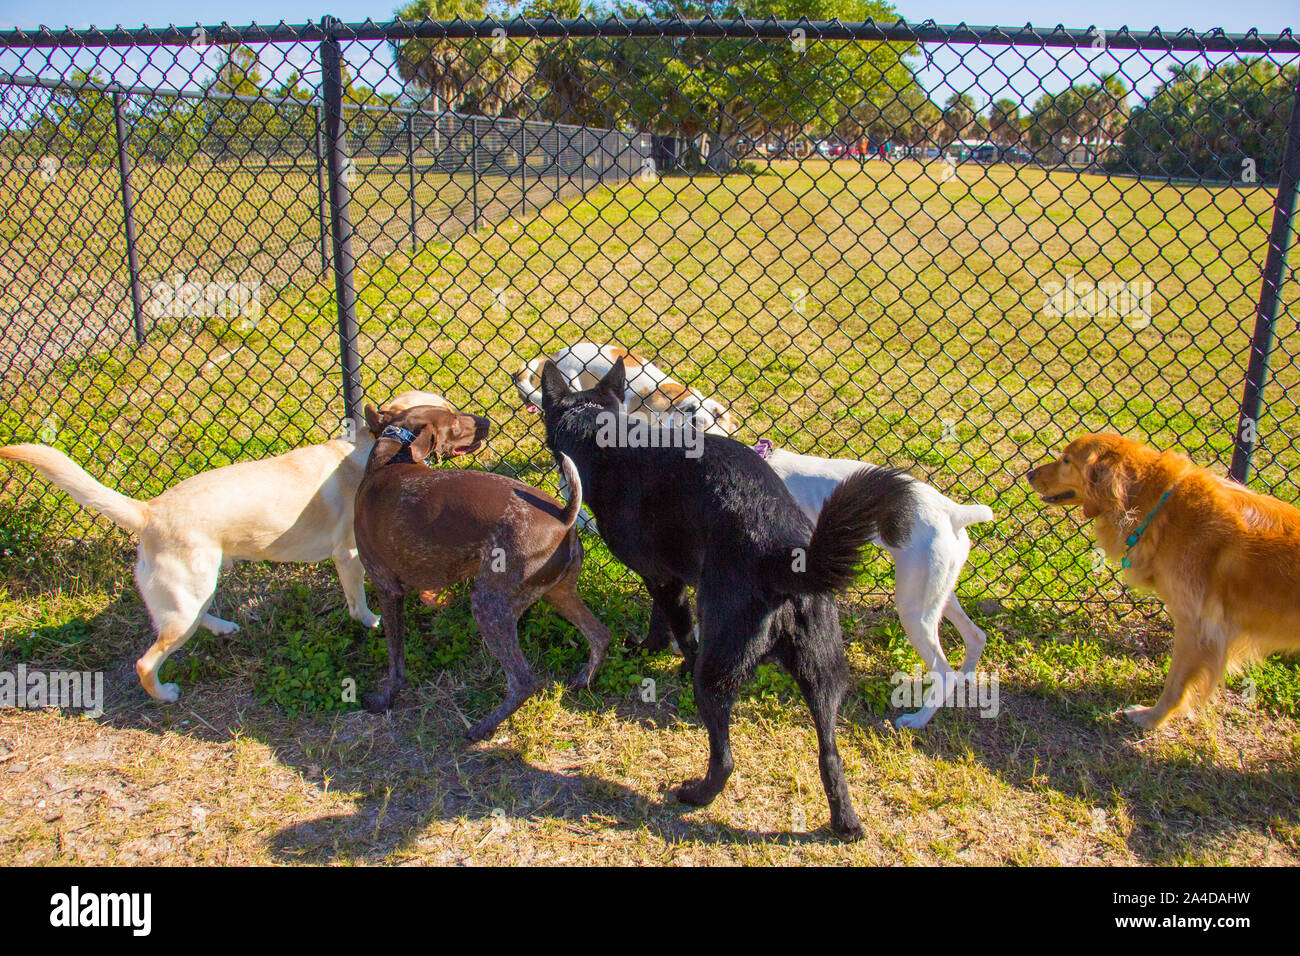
<box><xmin>10</xmin><ymin>16</ymin><xmax>1295</xmax><ymax>185</ymax></box>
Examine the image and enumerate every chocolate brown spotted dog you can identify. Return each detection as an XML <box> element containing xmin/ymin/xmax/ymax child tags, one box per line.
<box><xmin>354</xmin><ymin>403</ymin><xmax>610</xmax><ymax>740</ymax></box>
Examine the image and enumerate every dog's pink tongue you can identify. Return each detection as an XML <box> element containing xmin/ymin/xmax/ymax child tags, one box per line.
<box><xmin>526</xmin><ymin>404</ymin><xmax>539</xmax><ymax>414</ymax></box>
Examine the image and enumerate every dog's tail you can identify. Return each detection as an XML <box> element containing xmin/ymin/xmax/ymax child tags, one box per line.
<box><xmin>515</xmin><ymin>356</ymin><xmax>547</xmax><ymax>411</ymax></box>
<box><xmin>950</xmin><ymin>502</ymin><xmax>994</xmax><ymax>531</ymax></box>
<box><xmin>556</xmin><ymin>453</ymin><xmax>583</xmax><ymax>530</ymax></box>
<box><xmin>764</xmin><ymin>467</ymin><xmax>915</xmax><ymax>596</ymax></box>
<box><xmin>0</xmin><ymin>443</ymin><xmax>148</xmax><ymax>533</ymax></box>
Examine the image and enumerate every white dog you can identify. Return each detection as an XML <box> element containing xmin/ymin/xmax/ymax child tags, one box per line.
<box><xmin>515</xmin><ymin>342</ymin><xmax>740</xmax><ymax>436</ymax></box>
<box><xmin>0</xmin><ymin>389</ymin><xmax>462</xmax><ymax>703</ymax></box>
<box><xmin>758</xmin><ymin>440</ymin><xmax>994</xmax><ymax>729</ymax></box>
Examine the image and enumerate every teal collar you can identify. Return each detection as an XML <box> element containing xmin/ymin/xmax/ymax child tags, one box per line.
<box><xmin>1120</xmin><ymin>481</ymin><xmax>1180</xmax><ymax>569</ymax></box>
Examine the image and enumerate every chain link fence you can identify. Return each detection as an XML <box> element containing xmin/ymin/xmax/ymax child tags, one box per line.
<box><xmin>0</xmin><ymin>17</ymin><xmax>1298</xmax><ymax>610</ymax></box>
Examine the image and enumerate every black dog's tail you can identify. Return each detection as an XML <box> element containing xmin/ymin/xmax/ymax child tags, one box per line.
<box><xmin>556</xmin><ymin>453</ymin><xmax>583</xmax><ymax>529</ymax></box>
<box><xmin>765</xmin><ymin>467</ymin><xmax>915</xmax><ymax>596</ymax></box>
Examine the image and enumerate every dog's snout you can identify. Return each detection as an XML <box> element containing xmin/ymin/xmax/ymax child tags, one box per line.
<box><xmin>1026</xmin><ymin>465</ymin><xmax>1041</xmax><ymax>481</ymax></box>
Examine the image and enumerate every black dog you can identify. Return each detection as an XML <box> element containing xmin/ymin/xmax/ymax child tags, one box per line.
<box><xmin>539</xmin><ymin>358</ymin><xmax>915</xmax><ymax>840</ymax></box>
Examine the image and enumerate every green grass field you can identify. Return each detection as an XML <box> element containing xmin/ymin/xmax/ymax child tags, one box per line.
<box><xmin>1</xmin><ymin>157</ymin><xmax>1298</xmax><ymax>864</ymax></box>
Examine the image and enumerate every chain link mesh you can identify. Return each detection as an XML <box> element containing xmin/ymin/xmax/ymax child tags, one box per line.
<box><xmin>0</xmin><ymin>18</ymin><xmax>1297</xmax><ymax>610</ymax></box>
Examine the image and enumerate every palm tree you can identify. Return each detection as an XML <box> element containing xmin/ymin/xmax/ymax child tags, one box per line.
<box><xmin>1029</xmin><ymin>89</ymin><xmax>1084</xmax><ymax>160</ymax></box>
<box><xmin>391</xmin><ymin>0</ymin><xmax>488</xmax><ymax>145</ymax></box>
<box><xmin>1081</xmin><ymin>74</ymin><xmax>1129</xmax><ymax>160</ymax></box>
<box><xmin>942</xmin><ymin>92</ymin><xmax>976</xmax><ymax>146</ymax></box>
<box><xmin>987</xmin><ymin>98</ymin><xmax>1021</xmax><ymax>147</ymax></box>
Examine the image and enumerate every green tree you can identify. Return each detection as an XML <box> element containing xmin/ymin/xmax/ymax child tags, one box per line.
<box><xmin>941</xmin><ymin>91</ymin><xmax>976</xmax><ymax>145</ymax></box>
<box><xmin>391</xmin><ymin>0</ymin><xmax>491</xmax><ymax>116</ymax></box>
<box><xmin>1121</xmin><ymin>59</ymin><xmax>1296</xmax><ymax>181</ymax></box>
<box><xmin>987</xmin><ymin>97</ymin><xmax>1021</xmax><ymax>146</ymax></box>
<box><xmin>30</xmin><ymin>69</ymin><xmax>117</xmax><ymax>164</ymax></box>
<box><xmin>1027</xmin><ymin>88</ymin><xmax>1081</xmax><ymax>155</ymax></box>
<box><xmin>202</xmin><ymin>45</ymin><xmax>277</xmax><ymax>160</ymax></box>
<box><xmin>526</xmin><ymin>0</ymin><xmax>610</xmax><ymax>125</ymax></box>
<box><xmin>607</xmin><ymin>0</ymin><xmax>913</xmax><ymax>173</ymax></box>
<box><xmin>1027</xmin><ymin>76</ymin><xmax>1129</xmax><ymax>164</ymax></box>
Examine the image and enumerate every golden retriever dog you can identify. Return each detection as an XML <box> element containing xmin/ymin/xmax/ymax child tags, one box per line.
<box><xmin>0</xmin><ymin>389</ymin><xmax>480</xmax><ymax>703</ymax></box>
<box><xmin>1027</xmin><ymin>432</ymin><xmax>1300</xmax><ymax>728</ymax></box>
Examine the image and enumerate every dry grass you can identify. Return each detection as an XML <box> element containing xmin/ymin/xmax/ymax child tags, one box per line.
<box><xmin>3</xmin><ymin>635</ymin><xmax>1297</xmax><ymax>865</ymax></box>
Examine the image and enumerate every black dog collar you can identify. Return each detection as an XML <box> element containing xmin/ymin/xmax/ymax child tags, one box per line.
<box><xmin>380</xmin><ymin>425</ymin><xmax>418</xmax><ymax>445</ymax></box>
<box><xmin>378</xmin><ymin>424</ymin><xmax>432</xmax><ymax>466</ymax></box>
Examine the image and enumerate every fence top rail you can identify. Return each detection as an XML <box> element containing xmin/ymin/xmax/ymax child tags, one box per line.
<box><xmin>0</xmin><ymin>16</ymin><xmax>1297</xmax><ymax>53</ymax></box>
<box><xmin>0</xmin><ymin>69</ymin><xmax>639</xmax><ymax>140</ymax></box>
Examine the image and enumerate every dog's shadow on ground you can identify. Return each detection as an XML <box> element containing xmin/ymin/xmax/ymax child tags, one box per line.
<box><xmin>83</xmin><ymin>641</ymin><xmax>825</xmax><ymax>864</ymax></box>
<box><xmin>73</xmin><ymin>629</ymin><xmax>1300</xmax><ymax>863</ymax></box>
<box><xmin>94</xmin><ymin>688</ymin><xmax>832</xmax><ymax>863</ymax></box>
<box><xmin>263</xmin><ymin>741</ymin><xmax>832</xmax><ymax>864</ymax></box>
<box><xmin>21</xmin><ymin>571</ymin><xmax>1299</xmax><ymax>863</ymax></box>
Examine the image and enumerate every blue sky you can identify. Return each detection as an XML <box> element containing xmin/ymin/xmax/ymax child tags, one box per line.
<box><xmin>0</xmin><ymin>0</ymin><xmax>1293</xmax><ymax>33</ymax></box>
<box><xmin>0</xmin><ymin>1</ymin><xmax>1294</xmax><ymax>110</ymax></box>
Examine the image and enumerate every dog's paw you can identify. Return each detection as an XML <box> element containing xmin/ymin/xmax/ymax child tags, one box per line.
<box><xmin>676</xmin><ymin>779</ymin><xmax>716</xmax><ymax>807</ymax></box>
<box><xmin>1122</xmin><ymin>705</ymin><xmax>1160</xmax><ymax>729</ymax></box>
<box><xmin>894</xmin><ymin>711</ymin><xmax>930</xmax><ymax>731</ymax></box>
<box><xmin>464</xmin><ymin>720</ymin><xmax>497</xmax><ymax>743</ymax></box>
<box><xmin>832</xmin><ymin>819</ymin><xmax>866</xmax><ymax>842</ymax></box>
<box><xmin>156</xmin><ymin>682</ymin><xmax>181</xmax><ymax>704</ymax></box>
<box><xmin>204</xmin><ymin>617</ymin><xmax>240</xmax><ymax>636</ymax></box>
<box><xmin>354</xmin><ymin>610</ymin><xmax>381</xmax><ymax>629</ymax></box>
<box><xmin>634</xmin><ymin>634</ymin><xmax>671</xmax><ymax>654</ymax></box>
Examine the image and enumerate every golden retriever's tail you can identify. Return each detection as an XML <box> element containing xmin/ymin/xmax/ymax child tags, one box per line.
<box><xmin>0</xmin><ymin>443</ymin><xmax>148</xmax><ymax>533</ymax></box>
<box><xmin>556</xmin><ymin>453</ymin><xmax>583</xmax><ymax>530</ymax></box>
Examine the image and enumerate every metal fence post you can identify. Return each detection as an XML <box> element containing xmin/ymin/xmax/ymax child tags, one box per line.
<box><xmin>406</xmin><ymin>112</ymin><xmax>418</xmax><ymax>251</ymax></box>
<box><xmin>315</xmin><ymin>103</ymin><xmax>329</xmax><ymax>274</ymax></box>
<box><xmin>471</xmin><ymin>116</ymin><xmax>480</xmax><ymax>233</ymax></box>
<box><xmin>320</xmin><ymin>15</ymin><xmax>364</xmax><ymax>424</ymax></box>
<box><xmin>523</xmin><ymin>122</ymin><xmax>532</xmax><ymax>214</ymax></box>
<box><xmin>112</xmin><ymin>90</ymin><xmax>146</xmax><ymax>345</ymax></box>
<box><xmin>1230</xmin><ymin>75</ymin><xmax>1300</xmax><ymax>484</ymax></box>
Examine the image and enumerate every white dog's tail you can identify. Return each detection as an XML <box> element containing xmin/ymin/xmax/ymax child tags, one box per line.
<box><xmin>515</xmin><ymin>356</ymin><xmax>547</xmax><ymax>409</ymax></box>
<box><xmin>0</xmin><ymin>443</ymin><xmax>148</xmax><ymax>534</ymax></box>
<box><xmin>950</xmin><ymin>503</ymin><xmax>994</xmax><ymax>530</ymax></box>
<box><xmin>556</xmin><ymin>453</ymin><xmax>584</xmax><ymax>530</ymax></box>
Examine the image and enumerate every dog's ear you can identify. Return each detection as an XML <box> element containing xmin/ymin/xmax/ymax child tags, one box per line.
<box><xmin>364</xmin><ymin>403</ymin><xmax>384</xmax><ymax>437</ymax></box>
<box><xmin>540</xmin><ymin>360</ymin><xmax>571</xmax><ymax>408</ymax></box>
<box><xmin>1084</xmin><ymin>452</ymin><xmax>1128</xmax><ymax>519</ymax></box>
<box><xmin>597</xmin><ymin>356</ymin><xmax>627</xmax><ymax>402</ymax></box>
<box><xmin>408</xmin><ymin>423</ymin><xmax>439</xmax><ymax>465</ymax></box>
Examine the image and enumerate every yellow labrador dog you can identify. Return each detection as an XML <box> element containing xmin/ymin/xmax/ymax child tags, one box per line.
<box><xmin>0</xmin><ymin>390</ymin><xmax>481</xmax><ymax>703</ymax></box>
